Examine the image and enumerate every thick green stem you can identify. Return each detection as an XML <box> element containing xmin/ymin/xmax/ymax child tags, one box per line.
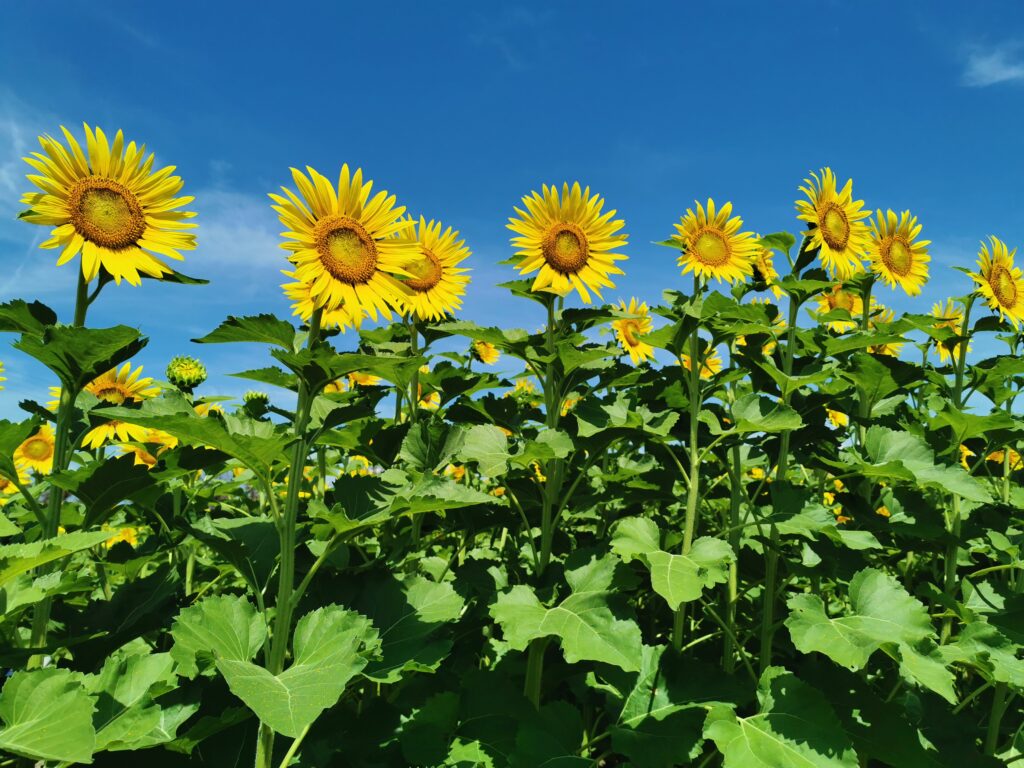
<box><xmin>984</xmin><ymin>682</ymin><xmax>1009</xmax><ymax>756</ymax></box>
<box><xmin>259</xmin><ymin>310</ymin><xmax>322</xmax><ymax>768</ymax></box>
<box><xmin>524</xmin><ymin>636</ymin><xmax>550</xmax><ymax>708</ymax></box>
<box><xmin>28</xmin><ymin>270</ymin><xmax>91</xmax><ymax>666</ymax></box>
<box><xmin>724</xmin><ymin>443</ymin><xmax>742</xmax><ymax>673</ymax></box>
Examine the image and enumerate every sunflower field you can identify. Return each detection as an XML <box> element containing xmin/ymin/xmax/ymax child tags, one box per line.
<box><xmin>1</xmin><ymin>123</ymin><xmax>1023</xmax><ymax>768</ymax></box>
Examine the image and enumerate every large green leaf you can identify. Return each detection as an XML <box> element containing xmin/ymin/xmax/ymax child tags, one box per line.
<box><xmin>0</xmin><ymin>668</ymin><xmax>96</xmax><ymax>763</ymax></box>
<box><xmin>729</xmin><ymin>393</ymin><xmax>803</xmax><ymax>434</ymax></box>
<box><xmin>704</xmin><ymin>667</ymin><xmax>857</xmax><ymax>768</ymax></box>
<box><xmin>216</xmin><ymin>605</ymin><xmax>379</xmax><ymax>737</ymax></box>
<box><xmin>0</xmin><ymin>530</ymin><xmax>113</xmax><ymax>588</ymax></box>
<box><xmin>14</xmin><ymin>324</ymin><xmax>147</xmax><ymax>390</ymax></box>
<box><xmin>457</xmin><ymin>424</ymin><xmax>510</xmax><ymax>477</ymax></box>
<box><xmin>193</xmin><ymin>314</ymin><xmax>297</xmax><ymax>349</ymax></box>
<box><xmin>49</xmin><ymin>454</ymin><xmax>157</xmax><ymax>526</ymax></box>
<box><xmin>0</xmin><ymin>299</ymin><xmax>57</xmax><ymax>335</ymax></box>
<box><xmin>170</xmin><ymin>594</ymin><xmax>267</xmax><ymax>678</ymax></box>
<box><xmin>491</xmin><ymin>555</ymin><xmax>643</xmax><ymax>672</ymax></box>
<box><xmin>611</xmin><ymin>517</ymin><xmax>734</xmax><ymax>610</ymax></box>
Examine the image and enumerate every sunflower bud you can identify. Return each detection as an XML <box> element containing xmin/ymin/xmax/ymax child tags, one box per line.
<box><xmin>243</xmin><ymin>390</ymin><xmax>270</xmax><ymax>417</ymax></box>
<box><xmin>166</xmin><ymin>356</ymin><xmax>207</xmax><ymax>391</ymax></box>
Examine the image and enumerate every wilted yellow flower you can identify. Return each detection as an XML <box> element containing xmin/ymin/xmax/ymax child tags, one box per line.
<box><xmin>612</xmin><ymin>298</ymin><xmax>654</xmax><ymax>364</ymax></box>
<box><xmin>795</xmin><ymin>168</ymin><xmax>871</xmax><ymax>279</ymax></box>
<box><xmin>20</xmin><ymin>123</ymin><xmax>196</xmax><ymax>284</ymax></box>
<box><xmin>507</xmin><ymin>182</ymin><xmax>627</xmax><ymax>304</ymax></box>
<box><xmin>672</xmin><ymin>200</ymin><xmax>760</xmax><ymax>284</ymax></box>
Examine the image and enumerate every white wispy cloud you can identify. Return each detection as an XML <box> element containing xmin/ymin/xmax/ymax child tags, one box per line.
<box><xmin>962</xmin><ymin>43</ymin><xmax>1024</xmax><ymax>87</ymax></box>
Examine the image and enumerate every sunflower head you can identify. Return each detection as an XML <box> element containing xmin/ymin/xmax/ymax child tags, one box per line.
<box><xmin>396</xmin><ymin>217</ymin><xmax>471</xmax><ymax>321</ymax></box>
<box><xmin>14</xmin><ymin>424</ymin><xmax>53</xmax><ymax>476</ymax></box>
<box><xmin>816</xmin><ymin>284</ymin><xmax>864</xmax><ymax>332</ymax></box>
<box><xmin>970</xmin><ymin>236</ymin><xmax>1024</xmax><ymax>328</ymax></box>
<box><xmin>753</xmin><ymin>241</ymin><xmax>784</xmax><ymax>298</ymax></box>
<box><xmin>471</xmin><ymin>340</ymin><xmax>501</xmax><ymax>365</ymax></box>
<box><xmin>166</xmin><ymin>355</ymin><xmax>207</xmax><ymax>390</ymax></box>
<box><xmin>19</xmin><ymin>123</ymin><xmax>196</xmax><ymax>285</ymax></box>
<box><xmin>930</xmin><ymin>299</ymin><xmax>970</xmax><ymax>364</ymax></box>
<box><xmin>672</xmin><ymin>200</ymin><xmax>760</xmax><ymax>284</ymax></box>
<box><xmin>270</xmin><ymin>165</ymin><xmax>420</xmax><ymax>322</ymax></box>
<box><xmin>507</xmin><ymin>182</ymin><xmax>627</xmax><ymax>304</ymax></box>
<box><xmin>612</xmin><ymin>298</ymin><xmax>654</xmax><ymax>365</ymax></box>
<box><xmin>103</xmin><ymin>525</ymin><xmax>139</xmax><ymax>549</ymax></box>
<box><xmin>348</xmin><ymin>371</ymin><xmax>382</xmax><ymax>387</ymax></box>
<box><xmin>680</xmin><ymin>344</ymin><xmax>723</xmax><ymax>379</ymax></box>
<box><xmin>868</xmin><ymin>210</ymin><xmax>930</xmax><ymax>296</ymax></box>
<box><xmin>87</xmin><ymin>363</ymin><xmax>159</xmax><ymax>405</ymax></box>
<box><xmin>795</xmin><ymin>168</ymin><xmax>871</xmax><ymax>279</ymax></box>
<box><xmin>867</xmin><ymin>305</ymin><xmax>903</xmax><ymax>357</ymax></box>
<box><xmin>281</xmin><ymin>271</ymin><xmax>362</xmax><ymax>331</ymax></box>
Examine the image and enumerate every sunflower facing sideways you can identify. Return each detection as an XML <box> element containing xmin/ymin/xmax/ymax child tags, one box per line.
<box><xmin>970</xmin><ymin>236</ymin><xmax>1024</xmax><ymax>328</ymax></box>
<box><xmin>270</xmin><ymin>165</ymin><xmax>420</xmax><ymax>322</ymax></box>
<box><xmin>795</xmin><ymin>168</ymin><xmax>871</xmax><ymax>279</ymax></box>
<box><xmin>868</xmin><ymin>209</ymin><xmax>930</xmax><ymax>296</ymax></box>
<box><xmin>19</xmin><ymin>123</ymin><xmax>196</xmax><ymax>285</ymax></box>
<box><xmin>930</xmin><ymin>299</ymin><xmax>970</xmax><ymax>364</ymax></box>
<box><xmin>397</xmin><ymin>217</ymin><xmax>471</xmax><ymax>321</ymax></box>
<box><xmin>507</xmin><ymin>182</ymin><xmax>627</xmax><ymax>304</ymax></box>
<box><xmin>680</xmin><ymin>344</ymin><xmax>723</xmax><ymax>380</ymax></box>
<box><xmin>612</xmin><ymin>298</ymin><xmax>654</xmax><ymax>364</ymax></box>
<box><xmin>816</xmin><ymin>283</ymin><xmax>864</xmax><ymax>332</ymax></box>
<box><xmin>81</xmin><ymin>363</ymin><xmax>160</xmax><ymax>448</ymax></box>
<box><xmin>672</xmin><ymin>200</ymin><xmax>760</xmax><ymax>284</ymax></box>
<box><xmin>471</xmin><ymin>340</ymin><xmax>500</xmax><ymax>365</ymax></box>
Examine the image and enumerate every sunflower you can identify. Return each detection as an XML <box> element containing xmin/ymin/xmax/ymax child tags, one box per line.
<box><xmin>194</xmin><ymin>402</ymin><xmax>225</xmax><ymax>418</ymax></box>
<box><xmin>816</xmin><ymin>284</ymin><xmax>864</xmax><ymax>332</ymax></box>
<box><xmin>671</xmin><ymin>200</ymin><xmax>760</xmax><ymax>284</ymax></box>
<box><xmin>795</xmin><ymin>168</ymin><xmax>871</xmax><ymax>279</ymax></box>
<box><xmin>612</xmin><ymin>298</ymin><xmax>654</xmax><ymax>364</ymax></box>
<box><xmin>868</xmin><ymin>210</ymin><xmax>930</xmax><ymax>296</ymax></box>
<box><xmin>19</xmin><ymin>123</ymin><xmax>196</xmax><ymax>285</ymax></box>
<box><xmin>931</xmin><ymin>299</ymin><xmax>970</xmax><ymax>364</ymax></box>
<box><xmin>507</xmin><ymin>377</ymin><xmax>540</xmax><ymax>403</ymax></box>
<box><xmin>324</xmin><ymin>379</ymin><xmax>348</xmax><ymax>395</ymax></box>
<box><xmin>754</xmin><ymin>241</ymin><xmax>784</xmax><ymax>298</ymax></box>
<box><xmin>82</xmin><ymin>420</ymin><xmax>150</xmax><ymax>450</ymax></box>
<box><xmin>680</xmin><ymin>344</ymin><xmax>723</xmax><ymax>379</ymax></box>
<box><xmin>560</xmin><ymin>393</ymin><xmax>580</xmax><ymax>417</ymax></box>
<box><xmin>120</xmin><ymin>428</ymin><xmax>178</xmax><ymax>468</ymax></box>
<box><xmin>348</xmin><ymin>455</ymin><xmax>373</xmax><ymax>477</ymax></box>
<box><xmin>471</xmin><ymin>340</ymin><xmax>500</xmax><ymax>365</ymax></box>
<box><xmin>166</xmin><ymin>356</ymin><xmax>207</xmax><ymax>390</ymax></box>
<box><xmin>959</xmin><ymin>444</ymin><xmax>975</xmax><ymax>470</ymax></box>
<box><xmin>87</xmin><ymin>363</ymin><xmax>159</xmax><ymax>405</ymax></box>
<box><xmin>15</xmin><ymin>424</ymin><xmax>56</xmax><ymax>474</ymax></box>
<box><xmin>397</xmin><ymin>217</ymin><xmax>471</xmax><ymax>320</ymax></box>
<box><xmin>444</xmin><ymin>464</ymin><xmax>466</xmax><ymax>482</ymax></box>
<box><xmin>281</xmin><ymin>270</ymin><xmax>361</xmax><ymax>331</ymax></box>
<box><xmin>867</xmin><ymin>306</ymin><xmax>904</xmax><ymax>357</ymax></box>
<box><xmin>826</xmin><ymin>409</ymin><xmax>849</xmax><ymax>429</ymax></box>
<box><xmin>348</xmin><ymin>371</ymin><xmax>381</xmax><ymax>387</ymax></box>
<box><xmin>270</xmin><ymin>165</ymin><xmax>419</xmax><ymax>321</ymax></box>
<box><xmin>102</xmin><ymin>525</ymin><xmax>138</xmax><ymax>549</ymax></box>
<box><xmin>970</xmin><ymin>236</ymin><xmax>1024</xmax><ymax>328</ymax></box>
<box><xmin>987</xmin><ymin>449</ymin><xmax>1023</xmax><ymax>470</ymax></box>
<box><xmin>0</xmin><ymin>467</ymin><xmax>29</xmax><ymax>505</ymax></box>
<box><xmin>507</xmin><ymin>182</ymin><xmax>627</xmax><ymax>304</ymax></box>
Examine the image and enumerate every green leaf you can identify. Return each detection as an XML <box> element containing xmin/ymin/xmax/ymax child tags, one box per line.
<box><xmin>216</xmin><ymin>605</ymin><xmax>379</xmax><ymax>737</ymax></box>
<box><xmin>491</xmin><ymin>555</ymin><xmax>643</xmax><ymax>672</ymax></box>
<box><xmin>0</xmin><ymin>299</ymin><xmax>57</xmax><ymax>335</ymax></box>
<box><xmin>509</xmin><ymin>701</ymin><xmax>589</xmax><ymax>768</ymax></box>
<box><xmin>230</xmin><ymin>366</ymin><xmax>298</xmax><ymax>390</ymax></box>
<box><xmin>193</xmin><ymin>314</ymin><xmax>297</xmax><ymax>349</ymax></box>
<box><xmin>0</xmin><ymin>530</ymin><xmax>113</xmax><ymax>588</ymax></box>
<box><xmin>730</xmin><ymin>393</ymin><xmax>803</xmax><ymax>434</ymax></box>
<box><xmin>357</xmin><ymin>575</ymin><xmax>466</xmax><ymax>683</ymax></box>
<box><xmin>457</xmin><ymin>424</ymin><xmax>510</xmax><ymax>477</ymax></box>
<box><xmin>946</xmin><ymin>622</ymin><xmax>1024</xmax><ymax>687</ymax></box>
<box><xmin>611</xmin><ymin>517</ymin><xmax>734</xmax><ymax>610</ymax></box>
<box><xmin>0</xmin><ymin>418</ymin><xmax>38</xmax><ymax>482</ymax></box>
<box><xmin>15</xmin><ymin>324</ymin><xmax>147</xmax><ymax>390</ymax></box>
<box><xmin>48</xmin><ymin>454</ymin><xmax>157</xmax><ymax>527</ymax></box>
<box><xmin>0</xmin><ymin>668</ymin><xmax>96</xmax><ymax>763</ymax></box>
<box><xmin>385</xmin><ymin>473</ymin><xmax>502</xmax><ymax>517</ymax></box>
<box><xmin>170</xmin><ymin>594</ymin><xmax>267</xmax><ymax>678</ymax></box>
<box><xmin>704</xmin><ymin>667</ymin><xmax>857</xmax><ymax>768</ymax></box>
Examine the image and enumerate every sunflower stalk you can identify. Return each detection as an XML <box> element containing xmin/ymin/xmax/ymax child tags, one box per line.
<box><xmin>28</xmin><ymin>270</ymin><xmax>92</xmax><ymax>667</ymax></box>
<box><xmin>256</xmin><ymin>308</ymin><xmax>323</xmax><ymax>768</ymax></box>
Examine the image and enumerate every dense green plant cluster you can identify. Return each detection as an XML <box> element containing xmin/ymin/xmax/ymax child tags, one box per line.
<box><xmin>0</xmin><ymin>141</ymin><xmax>1022</xmax><ymax>767</ymax></box>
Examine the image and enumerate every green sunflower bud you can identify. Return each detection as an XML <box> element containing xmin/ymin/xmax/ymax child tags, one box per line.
<box><xmin>166</xmin><ymin>355</ymin><xmax>207</xmax><ymax>391</ymax></box>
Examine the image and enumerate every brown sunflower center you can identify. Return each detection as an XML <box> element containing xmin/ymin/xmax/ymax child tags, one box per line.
<box><xmin>405</xmin><ymin>248</ymin><xmax>443</xmax><ymax>292</ymax></box>
<box><xmin>691</xmin><ymin>228</ymin><xmax>731</xmax><ymax>267</ymax></box>
<box><xmin>313</xmin><ymin>215</ymin><xmax>378</xmax><ymax>285</ymax></box>
<box><xmin>820</xmin><ymin>203</ymin><xmax>851</xmax><ymax>250</ymax></box>
<box><xmin>620</xmin><ymin>320</ymin><xmax>641</xmax><ymax>347</ymax></box>
<box><xmin>881</xmin><ymin>236</ymin><xmax>913</xmax><ymax>277</ymax></box>
<box><xmin>542</xmin><ymin>223</ymin><xmax>589</xmax><ymax>274</ymax></box>
<box><xmin>95</xmin><ymin>386</ymin><xmax>129</xmax><ymax>405</ymax></box>
<box><xmin>68</xmin><ymin>177</ymin><xmax>146</xmax><ymax>249</ymax></box>
<box><xmin>23</xmin><ymin>437</ymin><xmax>53</xmax><ymax>461</ymax></box>
<box><xmin>990</xmin><ymin>265</ymin><xmax>1019</xmax><ymax>308</ymax></box>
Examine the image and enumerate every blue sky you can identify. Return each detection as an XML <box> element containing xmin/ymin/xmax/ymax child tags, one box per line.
<box><xmin>1</xmin><ymin>1</ymin><xmax>1023</xmax><ymax>416</ymax></box>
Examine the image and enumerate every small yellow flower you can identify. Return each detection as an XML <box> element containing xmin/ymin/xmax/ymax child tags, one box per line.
<box><xmin>680</xmin><ymin>345</ymin><xmax>722</xmax><ymax>379</ymax></box>
<box><xmin>348</xmin><ymin>371</ymin><xmax>382</xmax><ymax>387</ymax></box>
<box><xmin>560</xmin><ymin>393</ymin><xmax>580</xmax><ymax>417</ymax></box>
<box><xmin>834</xmin><ymin>510</ymin><xmax>851</xmax><ymax>525</ymax></box>
<box><xmin>749</xmin><ymin>467</ymin><xmax>767</xmax><ymax>481</ymax></box>
<box><xmin>826</xmin><ymin>409</ymin><xmax>849</xmax><ymax>429</ymax></box>
<box><xmin>490</xmin><ymin>486</ymin><xmax>506</xmax><ymax>497</ymax></box>
<box><xmin>499</xmin><ymin>426</ymin><xmax>514</xmax><ymax>437</ymax></box>
<box><xmin>348</xmin><ymin>455</ymin><xmax>373</xmax><ymax>477</ymax></box>
<box><xmin>444</xmin><ymin>464</ymin><xmax>466</xmax><ymax>482</ymax></box>
<box><xmin>103</xmin><ymin>525</ymin><xmax>138</xmax><ymax>549</ymax></box>
<box><xmin>0</xmin><ymin>360</ymin><xmax>5</xmax><ymax>390</ymax></box>
<box><xmin>875</xmin><ymin>505</ymin><xmax>891</xmax><ymax>518</ymax></box>
<box><xmin>532</xmin><ymin>462</ymin><xmax>547</xmax><ymax>483</ymax></box>
<box><xmin>959</xmin><ymin>444</ymin><xmax>975</xmax><ymax>470</ymax></box>
<box><xmin>471</xmin><ymin>340</ymin><xmax>500</xmax><ymax>365</ymax></box>
<box><xmin>987</xmin><ymin>449</ymin><xmax>1023</xmax><ymax>470</ymax></box>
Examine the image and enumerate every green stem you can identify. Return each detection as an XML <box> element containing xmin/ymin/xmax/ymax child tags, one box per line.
<box><xmin>724</xmin><ymin>442</ymin><xmax>742</xmax><ymax>673</ymax></box>
<box><xmin>28</xmin><ymin>270</ymin><xmax>91</xmax><ymax>667</ymax></box>
<box><xmin>524</xmin><ymin>636</ymin><xmax>550</xmax><ymax>708</ymax></box>
<box><xmin>984</xmin><ymin>682</ymin><xmax>1009</xmax><ymax>756</ymax></box>
<box><xmin>258</xmin><ymin>309</ymin><xmax>322</xmax><ymax>768</ymax></box>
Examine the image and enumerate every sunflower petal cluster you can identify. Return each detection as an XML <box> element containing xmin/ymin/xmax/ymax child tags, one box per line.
<box><xmin>673</xmin><ymin>200</ymin><xmax>760</xmax><ymax>284</ymax></box>
<box><xmin>970</xmin><ymin>236</ymin><xmax>1024</xmax><ymax>328</ymax></box>
<box><xmin>795</xmin><ymin>168</ymin><xmax>871</xmax><ymax>279</ymax></box>
<box><xmin>612</xmin><ymin>298</ymin><xmax>654</xmax><ymax>364</ymax></box>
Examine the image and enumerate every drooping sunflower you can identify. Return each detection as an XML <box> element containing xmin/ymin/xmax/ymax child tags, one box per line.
<box><xmin>86</xmin><ymin>363</ymin><xmax>160</xmax><ymax>404</ymax></box>
<box><xmin>507</xmin><ymin>182</ymin><xmax>627</xmax><ymax>304</ymax></box>
<box><xmin>680</xmin><ymin>344</ymin><xmax>723</xmax><ymax>379</ymax></box>
<box><xmin>612</xmin><ymin>298</ymin><xmax>654</xmax><ymax>365</ymax></box>
<box><xmin>281</xmin><ymin>270</ymin><xmax>361</xmax><ymax>331</ymax></box>
<box><xmin>816</xmin><ymin>284</ymin><xmax>864</xmax><ymax>332</ymax></box>
<box><xmin>795</xmin><ymin>168</ymin><xmax>871</xmax><ymax>279</ymax></box>
<box><xmin>672</xmin><ymin>200</ymin><xmax>760</xmax><ymax>284</ymax></box>
<box><xmin>868</xmin><ymin>210</ymin><xmax>930</xmax><ymax>296</ymax></box>
<box><xmin>930</xmin><ymin>299</ymin><xmax>970</xmax><ymax>364</ymax></box>
<box><xmin>270</xmin><ymin>165</ymin><xmax>419</xmax><ymax>321</ymax></box>
<box><xmin>15</xmin><ymin>424</ymin><xmax>56</xmax><ymax>474</ymax></box>
<box><xmin>969</xmin><ymin>236</ymin><xmax>1024</xmax><ymax>328</ymax></box>
<box><xmin>471</xmin><ymin>340</ymin><xmax>500</xmax><ymax>365</ymax></box>
<box><xmin>19</xmin><ymin>123</ymin><xmax>196</xmax><ymax>285</ymax></box>
<box><xmin>753</xmin><ymin>241</ymin><xmax>784</xmax><ymax>298</ymax></box>
<box><xmin>397</xmin><ymin>217</ymin><xmax>471</xmax><ymax>320</ymax></box>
